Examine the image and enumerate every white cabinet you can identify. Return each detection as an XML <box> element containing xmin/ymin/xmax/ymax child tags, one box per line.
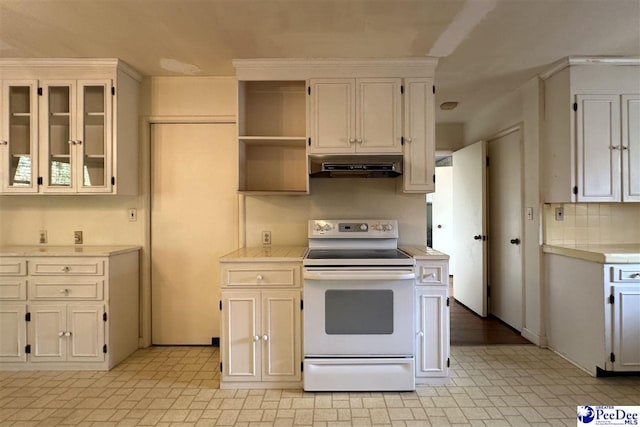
<box><xmin>219</xmin><ymin>261</ymin><xmax>302</xmax><ymax>388</ymax></box>
<box><xmin>0</xmin><ymin>59</ymin><xmax>140</xmax><ymax>195</ymax></box>
<box><xmin>308</xmin><ymin>78</ymin><xmax>402</xmax><ymax>154</ymax></box>
<box><xmin>608</xmin><ymin>265</ymin><xmax>640</xmax><ymax>372</ymax></box>
<box><xmin>403</xmin><ymin>78</ymin><xmax>435</xmax><ymax>192</ymax></box>
<box><xmin>542</xmin><ymin>62</ymin><xmax>640</xmax><ymax>202</ymax></box>
<box><xmin>0</xmin><ymin>249</ymin><xmax>139</xmax><ymax>370</ymax></box>
<box><xmin>414</xmin><ymin>259</ymin><xmax>450</xmax><ymax>383</ymax></box>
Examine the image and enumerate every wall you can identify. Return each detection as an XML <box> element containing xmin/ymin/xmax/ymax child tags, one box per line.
<box><xmin>435</xmin><ymin>123</ymin><xmax>464</xmax><ymax>152</ymax></box>
<box><xmin>543</xmin><ymin>203</ymin><xmax>640</xmax><ymax>244</ymax></box>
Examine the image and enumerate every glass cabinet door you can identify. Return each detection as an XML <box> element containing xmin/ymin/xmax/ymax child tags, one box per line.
<box><xmin>77</xmin><ymin>81</ymin><xmax>111</xmax><ymax>191</ymax></box>
<box><xmin>43</xmin><ymin>82</ymin><xmax>76</xmax><ymax>191</ymax></box>
<box><xmin>1</xmin><ymin>81</ymin><xmax>39</xmax><ymax>192</ymax></box>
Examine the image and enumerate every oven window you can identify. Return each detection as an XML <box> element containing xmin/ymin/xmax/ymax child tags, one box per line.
<box><xmin>325</xmin><ymin>290</ymin><xmax>393</xmax><ymax>334</ymax></box>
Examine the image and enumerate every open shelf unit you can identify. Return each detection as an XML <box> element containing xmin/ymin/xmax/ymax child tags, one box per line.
<box><xmin>237</xmin><ymin>80</ymin><xmax>308</xmax><ymax>194</ymax></box>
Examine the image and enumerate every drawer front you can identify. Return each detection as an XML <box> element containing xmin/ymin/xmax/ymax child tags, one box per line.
<box><xmin>0</xmin><ymin>279</ymin><xmax>27</xmax><ymax>300</ymax></box>
<box><xmin>0</xmin><ymin>259</ymin><xmax>27</xmax><ymax>276</ymax></box>
<box><xmin>29</xmin><ymin>280</ymin><xmax>104</xmax><ymax>300</ymax></box>
<box><xmin>417</xmin><ymin>262</ymin><xmax>449</xmax><ymax>285</ymax></box>
<box><xmin>30</xmin><ymin>258</ymin><xmax>105</xmax><ymax>276</ymax></box>
<box><xmin>222</xmin><ymin>264</ymin><xmax>300</xmax><ymax>288</ymax></box>
<box><xmin>612</xmin><ymin>266</ymin><xmax>640</xmax><ymax>282</ymax></box>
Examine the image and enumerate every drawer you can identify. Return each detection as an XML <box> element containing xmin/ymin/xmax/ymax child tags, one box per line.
<box><xmin>0</xmin><ymin>259</ymin><xmax>27</xmax><ymax>276</ymax></box>
<box><xmin>28</xmin><ymin>280</ymin><xmax>104</xmax><ymax>300</ymax></box>
<box><xmin>0</xmin><ymin>279</ymin><xmax>27</xmax><ymax>300</ymax></box>
<box><xmin>29</xmin><ymin>258</ymin><xmax>105</xmax><ymax>276</ymax></box>
<box><xmin>222</xmin><ymin>264</ymin><xmax>300</xmax><ymax>287</ymax></box>
<box><xmin>417</xmin><ymin>262</ymin><xmax>449</xmax><ymax>285</ymax></box>
<box><xmin>611</xmin><ymin>266</ymin><xmax>640</xmax><ymax>282</ymax></box>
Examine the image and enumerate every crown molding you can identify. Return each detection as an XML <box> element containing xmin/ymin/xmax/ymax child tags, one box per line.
<box><xmin>0</xmin><ymin>58</ymin><xmax>142</xmax><ymax>81</ymax></box>
<box><xmin>539</xmin><ymin>56</ymin><xmax>640</xmax><ymax>80</ymax></box>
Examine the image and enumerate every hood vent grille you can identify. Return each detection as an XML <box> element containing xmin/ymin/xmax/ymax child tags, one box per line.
<box><xmin>309</xmin><ymin>155</ymin><xmax>403</xmax><ymax>178</ymax></box>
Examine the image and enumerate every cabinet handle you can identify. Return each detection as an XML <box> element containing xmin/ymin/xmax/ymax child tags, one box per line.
<box><xmin>58</xmin><ymin>331</ymin><xmax>64</xmax><ymax>337</ymax></box>
<box><xmin>253</xmin><ymin>335</ymin><xmax>260</xmax><ymax>342</ymax></box>
<box><xmin>262</xmin><ymin>335</ymin><xmax>269</xmax><ymax>341</ymax></box>
<box><xmin>0</xmin><ymin>140</ymin><xmax>7</xmax><ymax>145</ymax></box>
<box><xmin>256</xmin><ymin>275</ymin><xmax>263</xmax><ymax>281</ymax></box>
<box><xmin>62</xmin><ymin>266</ymin><xmax>70</xmax><ymax>272</ymax></box>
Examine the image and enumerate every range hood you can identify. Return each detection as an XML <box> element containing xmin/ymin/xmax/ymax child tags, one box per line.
<box><xmin>309</xmin><ymin>155</ymin><xmax>403</xmax><ymax>178</ymax></box>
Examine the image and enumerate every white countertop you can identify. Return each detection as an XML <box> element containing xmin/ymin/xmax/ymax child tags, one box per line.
<box><xmin>0</xmin><ymin>245</ymin><xmax>141</xmax><ymax>257</ymax></box>
<box><xmin>542</xmin><ymin>243</ymin><xmax>640</xmax><ymax>264</ymax></box>
<box><xmin>400</xmin><ymin>246</ymin><xmax>449</xmax><ymax>260</ymax></box>
<box><xmin>220</xmin><ymin>246</ymin><xmax>308</xmax><ymax>262</ymax></box>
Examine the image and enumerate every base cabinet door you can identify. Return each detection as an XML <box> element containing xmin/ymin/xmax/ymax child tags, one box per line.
<box><xmin>0</xmin><ymin>304</ymin><xmax>27</xmax><ymax>362</ymax></box>
<box><xmin>611</xmin><ymin>284</ymin><xmax>640</xmax><ymax>372</ymax></box>
<box><xmin>415</xmin><ymin>287</ymin><xmax>449</xmax><ymax>378</ymax></box>
<box><xmin>261</xmin><ymin>290</ymin><xmax>301</xmax><ymax>382</ymax></box>
<box><xmin>67</xmin><ymin>303</ymin><xmax>105</xmax><ymax>362</ymax></box>
<box><xmin>29</xmin><ymin>304</ymin><xmax>67</xmax><ymax>362</ymax></box>
<box><xmin>221</xmin><ymin>291</ymin><xmax>261</xmax><ymax>382</ymax></box>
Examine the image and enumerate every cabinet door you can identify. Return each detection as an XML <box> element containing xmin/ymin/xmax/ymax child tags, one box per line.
<box><xmin>29</xmin><ymin>304</ymin><xmax>67</xmax><ymax>362</ymax></box>
<box><xmin>261</xmin><ymin>290</ymin><xmax>301</xmax><ymax>382</ymax></box>
<box><xmin>576</xmin><ymin>94</ymin><xmax>621</xmax><ymax>202</ymax></box>
<box><xmin>622</xmin><ymin>95</ymin><xmax>640</xmax><ymax>202</ymax></box>
<box><xmin>76</xmin><ymin>80</ymin><xmax>113</xmax><ymax>193</ymax></box>
<box><xmin>0</xmin><ymin>304</ymin><xmax>27</xmax><ymax>362</ymax></box>
<box><xmin>355</xmin><ymin>78</ymin><xmax>402</xmax><ymax>153</ymax></box>
<box><xmin>611</xmin><ymin>284</ymin><xmax>640</xmax><ymax>372</ymax></box>
<box><xmin>67</xmin><ymin>303</ymin><xmax>105</xmax><ymax>362</ymax></box>
<box><xmin>415</xmin><ymin>287</ymin><xmax>449</xmax><ymax>378</ymax></box>
<box><xmin>308</xmin><ymin>79</ymin><xmax>356</xmax><ymax>154</ymax></box>
<box><xmin>1</xmin><ymin>81</ymin><xmax>39</xmax><ymax>193</ymax></box>
<box><xmin>403</xmin><ymin>78</ymin><xmax>435</xmax><ymax>193</ymax></box>
<box><xmin>41</xmin><ymin>81</ymin><xmax>77</xmax><ymax>193</ymax></box>
<box><xmin>221</xmin><ymin>291</ymin><xmax>261</xmax><ymax>381</ymax></box>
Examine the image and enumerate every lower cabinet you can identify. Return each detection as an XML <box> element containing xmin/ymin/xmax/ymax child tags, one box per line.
<box><xmin>609</xmin><ymin>281</ymin><xmax>640</xmax><ymax>372</ymax></box>
<box><xmin>219</xmin><ymin>261</ymin><xmax>302</xmax><ymax>389</ymax></box>
<box><xmin>0</xmin><ymin>303</ymin><xmax>27</xmax><ymax>362</ymax></box>
<box><xmin>414</xmin><ymin>259</ymin><xmax>450</xmax><ymax>383</ymax></box>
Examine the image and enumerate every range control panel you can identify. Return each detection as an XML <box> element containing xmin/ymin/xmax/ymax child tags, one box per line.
<box><xmin>309</xmin><ymin>220</ymin><xmax>398</xmax><ymax>238</ymax></box>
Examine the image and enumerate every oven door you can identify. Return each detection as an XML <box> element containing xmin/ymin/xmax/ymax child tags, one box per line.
<box><xmin>303</xmin><ymin>267</ymin><xmax>415</xmax><ymax>357</ymax></box>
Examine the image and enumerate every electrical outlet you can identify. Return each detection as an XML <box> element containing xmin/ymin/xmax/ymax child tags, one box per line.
<box><xmin>262</xmin><ymin>231</ymin><xmax>272</xmax><ymax>246</ymax></box>
<box><xmin>555</xmin><ymin>207</ymin><xmax>564</xmax><ymax>221</ymax></box>
<box><xmin>128</xmin><ymin>208</ymin><xmax>137</xmax><ymax>222</ymax></box>
<box><xmin>39</xmin><ymin>230</ymin><xmax>47</xmax><ymax>244</ymax></box>
<box><xmin>74</xmin><ymin>230</ymin><xmax>83</xmax><ymax>244</ymax></box>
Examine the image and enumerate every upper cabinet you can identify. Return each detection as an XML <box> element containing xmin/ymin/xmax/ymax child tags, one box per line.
<box><xmin>542</xmin><ymin>59</ymin><xmax>640</xmax><ymax>203</ymax></box>
<box><xmin>233</xmin><ymin>58</ymin><xmax>438</xmax><ymax>195</ymax></box>
<box><xmin>308</xmin><ymin>78</ymin><xmax>402</xmax><ymax>154</ymax></box>
<box><xmin>0</xmin><ymin>59</ymin><xmax>141</xmax><ymax>195</ymax></box>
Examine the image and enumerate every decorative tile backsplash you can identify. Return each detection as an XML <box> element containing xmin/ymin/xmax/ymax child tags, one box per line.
<box><xmin>543</xmin><ymin>203</ymin><xmax>640</xmax><ymax>245</ymax></box>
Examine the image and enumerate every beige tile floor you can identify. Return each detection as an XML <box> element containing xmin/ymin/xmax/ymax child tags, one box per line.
<box><xmin>1</xmin><ymin>345</ymin><xmax>639</xmax><ymax>426</ymax></box>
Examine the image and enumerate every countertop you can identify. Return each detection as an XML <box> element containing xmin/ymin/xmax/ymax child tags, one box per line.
<box><xmin>542</xmin><ymin>243</ymin><xmax>640</xmax><ymax>264</ymax></box>
<box><xmin>400</xmin><ymin>246</ymin><xmax>450</xmax><ymax>260</ymax></box>
<box><xmin>220</xmin><ymin>246</ymin><xmax>308</xmax><ymax>262</ymax></box>
<box><xmin>0</xmin><ymin>245</ymin><xmax>141</xmax><ymax>257</ymax></box>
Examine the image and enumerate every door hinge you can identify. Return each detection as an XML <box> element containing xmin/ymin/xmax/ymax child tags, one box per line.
<box><xmin>37</xmin><ymin>177</ymin><xmax>43</xmax><ymax>186</ymax></box>
<box><xmin>111</xmin><ymin>86</ymin><xmax>116</xmax><ymax>96</ymax></box>
<box><xmin>433</xmin><ymin>174</ymin><xmax>436</xmax><ymax>184</ymax></box>
<box><xmin>25</xmin><ymin>312</ymin><xmax>31</xmax><ymax>322</ymax></box>
<box><xmin>307</xmin><ymin>86</ymin><xmax>311</xmax><ymax>95</ymax></box>
<box><xmin>111</xmin><ymin>176</ymin><xmax>115</xmax><ymax>186</ymax></box>
<box><xmin>572</xmin><ymin>186</ymin><xmax>578</xmax><ymax>195</ymax></box>
<box><xmin>400</xmin><ymin>85</ymin><xmax>404</xmax><ymax>94</ymax></box>
<box><xmin>219</xmin><ymin>300</ymin><xmax>222</xmax><ymax>311</ymax></box>
<box><xmin>308</xmin><ymin>137</ymin><xmax>311</xmax><ymax>147</ymax></box>
<box><xmin>446</xmin><ymin>297</ymin><xmax>450</xmax><ymax>307</ymax></box>
<box><xmin>609</xmin><ymin>294</ymin><xmax>615</xmax><ymax>304</ymax></box>
<box><xmin>300</xmin><ymin>300</ymin><xmax>304</xmax><ymax>310</ymax></box>
<box><xmin>25</xmin><ymin>344</ymin><xmax>31</xmax><ymax>354</ymax></box>
<box><xmin>610</xmin><ymin>352</ymin><xmax>615</xmax><ymax>363</ymax></box>
<box><xmin>220</xmin><ymin>362</ymin><xmax>223</xmax><ymax>372</ymax></box>
<box><xmin>301</xmin><ymin>362</ymin><xmax>304</xmax><ymax>372</ymax></box>
<box><xmin>447</xmin><ymin>357</ymin><xmax>450</xmax><ymax>368</ymax></box>
<box><xmin>573</xmin><ymin>102</ymin><xmax>577</xmax><ymax>112</ymax></box>
<box><xmin>103</xmin><ymin>344</ymin><xmax>107</xmax><ymax>354</ymax></box>
<box><xmin>486</xmin><ymin>156</ymin><xmax>490</xmax><ymax>167</ymax></box>
<box><xmin>103</xmin><ymin>312</ymin><xmax>107</xmax><ymax>322</ymax></box>
<box><xmin>37</xmin><ymin>87</ymin><xmax>42</xmax><ymax>96</ymax></box>
<box><xmin>432</xmin><ymin>85</ymin><xmax>436</xmax><ymax>94</ymax></box>
<box><xmin>401</xmin><ymin>136</ymin><xmax>404</xmax><ymax>146</ymax></box>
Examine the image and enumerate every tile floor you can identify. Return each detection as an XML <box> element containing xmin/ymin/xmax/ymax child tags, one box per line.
<box><xmin>1</xmin><ymin>345</ymin><xmax>639</xmax><ymax>426</ymax></box>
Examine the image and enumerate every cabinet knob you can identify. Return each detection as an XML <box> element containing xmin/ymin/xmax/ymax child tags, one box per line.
<box><xmin>417</xmin><ymin>331</ymin><xmax>424</xmax><ymax>337</ymax></box>
<box><xmin>622</xmin><ymin>146</ymin><xmax>629</xmax><ymax>150</ymax></box>
<box><xmin>75</xmin><ymin>140</ymin><xmax>82</xmax><ymax>145</ymax></box>
<box><xmin>64</xmin><ymin>332</ymin><xmax>72</xmax><ymax>337</ymax></box>
<box><xmin>357</xmin><ymin>139</ymin><xmax>363</xmax><ymax>144</ymax></box>
<box><xmin>349</xmin><ymin>138</ymin><xmax>356</xmax><ymax>144</ymax></box>
<box><xmin>253</xmin><ymin>335</ymin><xmax>260</xmax><ymax>342</ymax></box>
<box><xmin>406</xmin><ymin>138</ymin><xmax>412</xmax><ymax>143</ymax></box>
<box><xmin>256</xmin><ymin>275</ymin><xmax>263</xmax><ymax>281</ymax></box>
<box><xmin>0</xmin><ymin>140</ymin><xmax>7</xmax><ymax>145</ymax></box>
<box><xmin>631</xmin><ymin>273</ymin><xmax>640</xmax><ymax>278</ymax></box>
<box><xmin>62</xmin><ymin>266</ymin><xmax>70</xmax><ymax>272</ymax></box>
<box><xmin>68</xmin><ymin>140</ymin><xmax>76</xmax><ymax>145</ymax></box>
<box><xmin>610</xmin><ymin>146</ymin><xmax>620</xmax><ymax>150</ymax></box>
<box><xmin>510</xmin><ymin>238</ymin><xmax>521</xmax><ymax>245</ymax></box>
<box><xmin>59</xmin><ymin>288</ymin><xmax>70</xmax><ymax>294</ymax></box>
<box><xmin>58</xmin><ymin>331</ymin><xmax>64</xmax><ymax>337</ymax></box>
<box><xmin>262</xmin><ymin>335</ymin><xmax>269</xmax><ymax>341</ymax></box>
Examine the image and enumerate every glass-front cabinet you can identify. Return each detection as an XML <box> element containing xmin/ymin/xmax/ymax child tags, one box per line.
<box><xmin>1</xmin><ymin>81</ymin><xmax>39</xmax><ymax>193</ymax></box>
<box><xmin>42</xmin><ymin>80</ymin><xmax>112</xmax><ymax>193</ymax></box>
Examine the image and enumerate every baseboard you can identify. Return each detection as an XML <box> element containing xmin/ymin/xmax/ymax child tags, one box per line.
<box><xmin>521</xmin><ymin>328</ymin><xmax>547</xmax><ymax>347</ymax></box>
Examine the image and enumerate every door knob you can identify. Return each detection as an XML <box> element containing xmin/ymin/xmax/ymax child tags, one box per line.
<box><xmin>437</xmin><ymin>224</ymin><xmax>442</xmax><ymax>229</ymax></box>
<box><xmin>510</xmin><ymin>238</ymin><xmax>520</xmax><ymax>245</ymax></box>
<box><xmin>474</xmin><ymin>235</ymin><xmax>482</xmax><ymax>240</ymax></box>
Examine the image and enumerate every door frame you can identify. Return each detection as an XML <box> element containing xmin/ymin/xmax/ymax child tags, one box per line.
<box><xmin>485</xmin><ymin>123</ymin><xmax>525</xmax><ymax>329</ymax></box>
<box><xmin>139</xmin><ymin>114</ymin><xmax>236</xmax><ymax>348</ymax></box>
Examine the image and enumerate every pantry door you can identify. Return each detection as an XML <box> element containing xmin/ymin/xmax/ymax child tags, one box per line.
<box><xmin>151</xmin><ymin>123</ymin><xmax>238</xmax><ymax>344</ymax></box>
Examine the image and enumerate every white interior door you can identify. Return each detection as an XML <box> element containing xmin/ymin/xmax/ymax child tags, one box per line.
<box><xmin>151</xmin><ymin>123</ymin><xmax>238</xmax><ymax>344</ymax></box>
<box><xmin>431</xmin><ymin>165</ymin><xmax>454</xmax><ymax>275</ymax></box>
<box><xmin>452</xmin><ymin>141</ymin><xmax>487</xmax><ymax>317</ymax></box>
<box><xmin>488</xmin><ymin>129</ymin><xmax>523</xmax><ymax>331</ymax></box>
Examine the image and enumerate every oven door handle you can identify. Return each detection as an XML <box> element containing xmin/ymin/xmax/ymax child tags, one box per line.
<box><xmin>304</xmin><ymin>271</ymin><xmax>415</xmax><ymax>281</ymax></box>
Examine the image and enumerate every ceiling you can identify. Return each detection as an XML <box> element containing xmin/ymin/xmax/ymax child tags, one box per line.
<box><xmin>1</xmin><ymin>0</ymin><xmax>639</xmax><ymax>123</ymax></box>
